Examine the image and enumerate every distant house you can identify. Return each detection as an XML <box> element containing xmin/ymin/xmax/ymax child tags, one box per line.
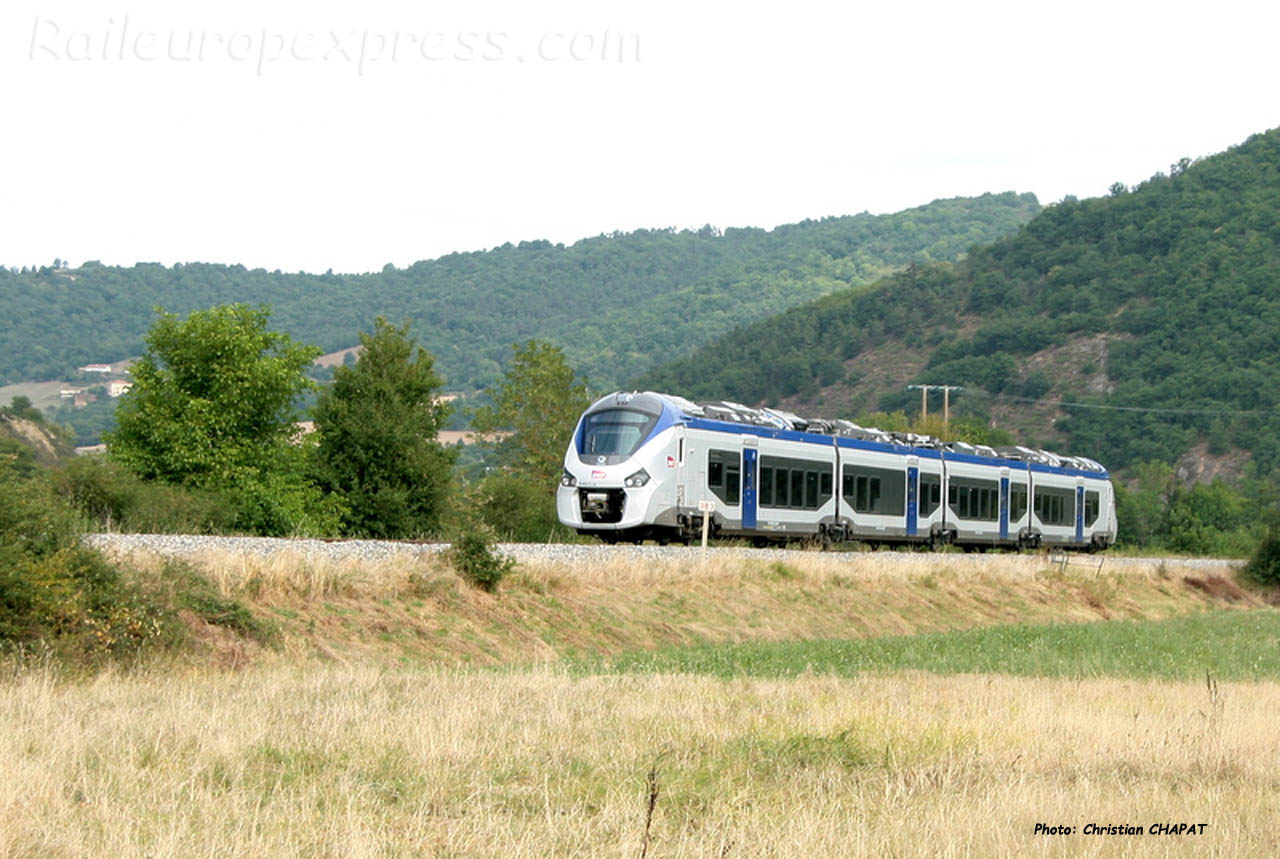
<box><xmin>60</xmin><ymin>387</ymin><xmax>84</xmax><ymax>399</ymax></box>
<box><xmin>79</xmin><ymin>364</ymin><xmax>113</xmax><ymax>374</ymax></box>
<box><xmin>437</xmin><ymin>430</ymin><xmax>511</xmax><ymax>446</ymax></box>
<box><xmin>288</xmin><ymin>422</ymin><xmax>507</xmax><ymax>447</ymax></box>
<box><xmin>107</xmin><ymin>380</ymin><xmax>133</xmax><ymax>397</ymax></box>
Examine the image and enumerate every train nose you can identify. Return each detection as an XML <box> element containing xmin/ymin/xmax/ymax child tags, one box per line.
<box><xmin>579</xmin><ymin>488</ymin><xmax>626</xmax><ymax>523</ymax></box>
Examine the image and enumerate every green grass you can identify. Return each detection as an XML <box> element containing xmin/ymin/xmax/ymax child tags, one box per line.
<box><xmin>568</xmin><ymin>609</ymin><xmax>1280</xmax><ymax>683</ymax></box>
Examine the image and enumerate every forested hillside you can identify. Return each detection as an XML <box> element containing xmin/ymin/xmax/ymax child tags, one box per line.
<box><xmin>0</xmin><ymin>193</ymin><xmax>1037</xmax><ymax>390</ymax></box>
<box><xmin>641</xmin><ymin>128</ymin><xmax>1280</xmax><ymax>476</ymax></box>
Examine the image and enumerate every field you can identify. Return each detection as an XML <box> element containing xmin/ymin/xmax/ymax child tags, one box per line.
<box><xmin>0</xmin><ymin>380</ymin><xmax>70</xmax><ymax>414</ymax></box>
<box><xmin>3</xmin><ymin>547</ymin><xmax>1278</xmax><ymax>856</ymax></box>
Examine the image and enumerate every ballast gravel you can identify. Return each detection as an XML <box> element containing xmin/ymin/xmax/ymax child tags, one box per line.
<box><xmin>81</xmin><ymin>533</ymin><xmax>1240</xmax><ymax>570</ymax></box>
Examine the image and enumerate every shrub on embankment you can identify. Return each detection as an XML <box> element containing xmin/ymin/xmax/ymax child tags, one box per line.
<box><xmin>0</xmin><ymin>462</ymin><xmax>267</xmax><ymax>669</ymax></box>
<box><xmin>1245</xmin><ymin>526</ymin><xmax>1280</xmax><ymax>586</ymax></box>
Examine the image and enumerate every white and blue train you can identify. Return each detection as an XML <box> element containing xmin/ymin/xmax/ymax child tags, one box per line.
<box><xmin>557</xmin><ymin>391</ymin><xmax>1117</xmax><ymax>550</ymax></box>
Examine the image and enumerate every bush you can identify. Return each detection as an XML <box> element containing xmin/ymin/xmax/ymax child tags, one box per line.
<box><xmin>447</xmin><ymin>522</ymin><xmax>515</xmax><ymax>593</ymax></box>
<box><xmin>54</xmin><ymin>456</ymin><xmax>239</xmax><ymax>534</ymax></box>
<box><xmin>1245</xmin><ymin>528</ymin><xmax>1280</xmax><ymax>586</ymax></box>
<box><xmin>1</xmin><ymin>462</ymin><xmax>269</xmax><ymax>667</ymax></box>
<box><xmin>467</xmin><ymin>473</ymin><xmax>575</xmax><ymax>542</ymax></box>
<box><xmin>0</xmin><ymin>464</ymin><xmax>179</xmax><ymax>664</ymax></box>
<box><xmin>228</xmin><ymin>465</ymin><xmax>346</xmax><ymax>538</ymax></box>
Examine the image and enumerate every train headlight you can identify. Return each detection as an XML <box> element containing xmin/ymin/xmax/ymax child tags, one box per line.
<box><xmin>560</xmin><ymin>470</ymin><xmax>578</xmax><ymax>488</ymax></box>
<box><xmin>624</xmin><ymin>468</ymin><xmax>650</xmax><ymax>488</ymax></box>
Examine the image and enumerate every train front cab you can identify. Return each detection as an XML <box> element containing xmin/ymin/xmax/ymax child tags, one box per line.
<box><xmin>557</xmin><ymin>392</ymin><xmax>686</xmax><ymax>541</ymax></box>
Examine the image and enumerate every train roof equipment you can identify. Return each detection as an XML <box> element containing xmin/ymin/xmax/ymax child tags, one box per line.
<box><xmin>596</xmin><ymin>390</ymin><xmax>1107</xmax><ymax>475</ymax></box>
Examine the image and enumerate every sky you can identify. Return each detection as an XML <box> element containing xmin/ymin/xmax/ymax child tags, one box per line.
<box><xmin>4</xmin><ymin>0</ymin><xmax>1278</xmax><ymax>274</ymax></box>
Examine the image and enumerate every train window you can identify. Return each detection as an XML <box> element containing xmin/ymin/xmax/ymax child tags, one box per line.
<box><xmin>947</xmin><ymin>477</ymin><xmax>999</xmax><ymax>521</ymax></box>
<box><xmin>919</xmin><ymin>473</ymin><xmax>941</xmax><ymax>517</ymax></box>
<box><xmin>1033</xmin><ymin>486</ymin><xmax>1075</xmax><ymax>526</ymax></box>
<box><xmin>842</xmin><ymin>465</ymin><xmax>905</xmax><ymax>515</ymax></box>
<box><xmin>761</xmin><ymin>455</ymin><xmax>832</xmax><ymax>509</ymax></box>
<box><xmin>580</xmin><ymin>409</ymin><xmax>657</xmax><ymax>458</ymax></box>
<box><xmin>707</xmin><ymin>450</ymin><xmax>741</xmax><ymax>507</ymax></box>
<box><xmin>1010</xmin><ymin>483</ymin><xmax>1028</xmax><ymax>521</ymax></box>
<box><xmin>853</xmin><ymin>476</ymin><xmax>877</xmax><ymax>512</ymax></box>
<box><xmin>1084</xmin><ymin>490</ymin><xmax>1100</xmax><ymax>526</ymax></box>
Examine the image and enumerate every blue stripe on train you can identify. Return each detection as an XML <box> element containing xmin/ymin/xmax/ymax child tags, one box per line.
<box><xmin>682</xmin><ymin>416</ymin><xmax>1109</xmax><ymax>481</ymax></box>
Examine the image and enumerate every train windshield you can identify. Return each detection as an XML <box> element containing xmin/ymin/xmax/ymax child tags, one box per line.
<box><xmin>580</xmin><ymin>409</ymin><xmax>658</xmax><ymax>457</ymax></box>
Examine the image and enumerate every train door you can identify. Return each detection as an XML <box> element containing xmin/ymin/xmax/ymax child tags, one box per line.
<box><xmin>742</xmin><ymin>438</ymin><xmax>759</xmax><ymax>530</ymax></box>
<box><xmin>999</xmin><ymin>467</ymin><xmax>1010</xmax><ymax>542</ymax></box>
<box><xmin>673</xmin><ymin>425</ymin><xmax>688</xmax><ymax>511</ymax></box>
<box><xmin>906</xmin><ymin>455</ymin><xmax>919</xmax><ymax>537</ymax></box>
<box><xmin>939</xmin><ymin>453</ymin><xmax>950</xmax><ymax>540</ymax></box>
<box><xmin>1075</xmin><ymin>480</ymin><xmax>1085</xmax><ymax>544</ymax></box>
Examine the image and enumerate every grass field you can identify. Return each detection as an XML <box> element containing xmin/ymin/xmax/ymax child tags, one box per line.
<box><xmin>3</xmin><ymin>549</ymin><xmax>1278</xmax><ymax>856</ymax></box>
<box><xmin>3</xmin><ymin>658</ymin><xmax>1278</xmax><ymax>856</ymax></box>
<box><xmin>572</xmin><ymin>609</ymin><xmax>1280</xmax><ymax>683</ymax></box>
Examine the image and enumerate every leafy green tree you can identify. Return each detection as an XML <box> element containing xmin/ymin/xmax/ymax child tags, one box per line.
<box><xmin>471</xmin><ymin>340</ymin><xmax>590</xmax><ymax>488</ymax></box>
<box><xmin>1245</xmin><ymin>527</ymin><xmax>1280</xmax><ymax>584</ymax></box>
<box><xmin>310</xmin><ymin>318</ymin><xmax>455</xmax><ymax>538</ymax></box>
<box><xmin>1166</xmin><ymin>481</ymin><xmax>1255</xmax><ymax>556</ymax></box>
<box><xmin>106</xmin><ymin>304</ymin><xmax>334</xmax><ymax>535</ymax></box>
<box><xmin>4</xmin><ymin>396</ymin><xmax>43</xmax><ymax>422</ymax></box>
<box><xmin>0</xmin><ymin>438</ymin><xmax>40</xmax><ymax>480</ymax></box>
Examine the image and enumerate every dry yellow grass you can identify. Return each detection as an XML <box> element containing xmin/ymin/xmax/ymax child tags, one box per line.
<box><xmin>2</xmin><ymin>664</ymin><xmax>1277</xmax><ymax>857</ymax></box>
<box><xmin>6</xmin><ymin>550</ymin><xmax>1274</xmax><ymax>855</ymax></box>
<box><xmin>102</xmin><ymin>546</ymin><xmax>1259</xmax><ymax>669</ymax></box>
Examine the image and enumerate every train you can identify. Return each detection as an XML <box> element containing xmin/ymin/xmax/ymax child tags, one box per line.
<box><xmin>556</xmin><ymin>391</ymin><xmax>1117</xmax><ymax>551</ymax></box>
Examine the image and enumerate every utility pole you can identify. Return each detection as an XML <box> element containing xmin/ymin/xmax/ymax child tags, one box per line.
<box><xmin>909</xmin><ymin>384</ymin><xmax>928</xmax><ymax>420</ymax></box>
<box><xmin>906</xmin><ymin>385</ymin><xmax>964</xmax><ymax>430</ymax></box>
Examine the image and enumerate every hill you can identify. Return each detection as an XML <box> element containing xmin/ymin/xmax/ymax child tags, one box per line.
<box><xmin>0</xmin><ymin>399</ymin><xmax>75</xmax><ymax>472</ymax></box>
<box><xmin>640</xmin><ymin>128</ymin><xmax>1280</xmax><ymax>477</ymax></box>
<box><xmin>0</xmin><ymin>194</ymin><xmax>1037</xmax><ymax>391</ymax></box>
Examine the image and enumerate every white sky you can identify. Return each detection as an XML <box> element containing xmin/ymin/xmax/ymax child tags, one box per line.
<box><xmin>3</xmin><ymin>0</ymin><xmax>1277</xmax><ymax>274</ymax></box>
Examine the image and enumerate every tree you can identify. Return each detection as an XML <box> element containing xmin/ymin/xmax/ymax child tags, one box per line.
<box><xmin>471</xmin><ymin>340</ymin><xmax>590</xmax><ymax>488</ymax></box>
<box><xmin>106</xmin><ymin>304</ymin><xmax>333</xmax><ymax>535</ymax></box>
<box><xmin>4</xmin><ymin>396</ymin><xmax>41</xmax><ymax>421</ymax></box>
<box><xmin>310</xmin><ymin>318</ymin><xmax>455</xmax><ymax>538</ymax></box>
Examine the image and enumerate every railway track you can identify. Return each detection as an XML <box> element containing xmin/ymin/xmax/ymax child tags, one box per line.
<box><xmin>83</xmin><ymin>533</ymin><xmax>1242</xmax><ymax>571</ymax></box>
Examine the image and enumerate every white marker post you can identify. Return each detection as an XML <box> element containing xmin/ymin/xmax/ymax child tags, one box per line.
<box><xmin>698</xmin><ymin>499</ymin><xmax>715</xmax><ymax>553</ymax></box>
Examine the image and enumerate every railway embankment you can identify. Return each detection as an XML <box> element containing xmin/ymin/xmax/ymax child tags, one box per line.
<box><xmin>85</xmin><ymin>534</ymin><xmax>1263</xmax><ymax>670</ymax></box>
